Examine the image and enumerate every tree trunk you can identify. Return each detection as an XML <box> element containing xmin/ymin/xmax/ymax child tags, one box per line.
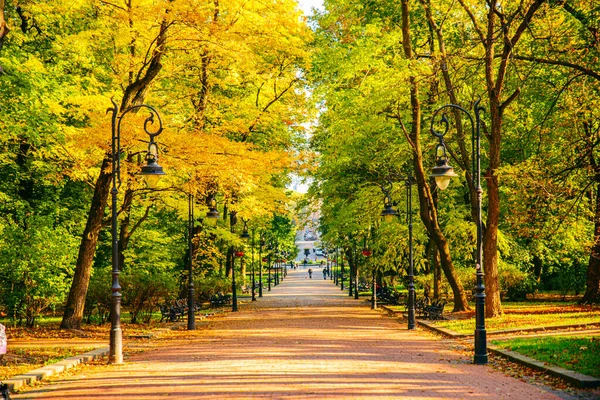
<box><xmin>60</xmin><ymin>158</ymin><xmax>112</xmax><ymax>329</ymax></box>
<box><xmin>225</xmin><ymin>247</ymin><xmax>232</xmax><ymax>277</ymax></box>
<box><xmin>400</xmin><ymin>0</ymin><xmax>470</xmax><ymax>312</ymax></box>
<box><xmin>532</xmin><ymin>254</ymin><xmax>543</xmax><ymax>283</ymax></box>
<box><xmin>0</xmin><ymin>0</ymin><xmax>8</xmax><ymax>69</ymax></box>
<box><xmin>346</xmin><ymin>247</ymin><xmax>354</xmax><ymax>297</ymax></box>
<box><xmin>582</xmin><ymin>180</ymin><xmax>600</xmax><ymax>303</ymax></box>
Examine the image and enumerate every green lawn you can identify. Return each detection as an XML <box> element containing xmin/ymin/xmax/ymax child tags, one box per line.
<box><xmin>433</xmin><ymin>311</ymin><xmax>600</xmax><ymax>334</ymax></box>
<box><xmin>492</xmin><ymin>336</ymin><xmax>600</xmax><ymax>378</ymax></box>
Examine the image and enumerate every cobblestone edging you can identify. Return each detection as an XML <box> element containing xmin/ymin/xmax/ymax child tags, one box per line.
<box><xmin>379</xmin><ymin>307</ymin><xmax>600</xmax><ymax>389</ymax></box>
<box><xmin>3</xmin><ymin>347</ymin><xmax>109</xmax><ymax>392</ymax></box>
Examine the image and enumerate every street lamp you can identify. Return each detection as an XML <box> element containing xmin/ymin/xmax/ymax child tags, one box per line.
<box><xmin>233</xmin><ymin>249</ymin><xmax>244</xmax><ymax>311</ymax></box>
<box><xmin>189</xmin><ymin>193</ymin><xmax>219</xmax><ymax>328</ymax></box>
<box><xmin>340</xmin><ymin>254</ymin><xmax>345</xmax><ymax>291</ymax></box>
<box><xmin>267</xmin><ymin>243</ymin><xmax>272</xmax><ymax>292</ymax></box>
<box><xmin>430</xmin><ymin>100</ymin><xmax>487</xmax><ymax>365</ymax></box>
<box><xmin>108</xmin><ymin>99</ymin><xmax>166</xmax><ymax>364</ymax></box>
<box><xmin>361</xmin><ymin>248</ymin><xmax>375</xmax><ymax>309</ymax></box>
<box><xmin>187</xmin><ymin>193</ymin><xmax>196</xmax><ymax>331</ymax></box>
<box><xmin>259</xmin><ymin>235</ymin><xmax>265</xmax><ymax>297</ymax></box>
<box><xmin>380</xmin><ymin>177</ymin><xmax>415</xmax><ymax>330</ymax></box>
<box><xmin>205</xmin><ymin>194</ymin><xmax>220</xmax><ymax>223</ymax></box>
<box><xmin>240</xmin><ymin>219</ymin><xmax>255</xmax><ymax>302</ymax></box>
<box><xmin>230</xmin><ymin>211</ymin><xmax>239</xmax><ymax>312</ymax></box>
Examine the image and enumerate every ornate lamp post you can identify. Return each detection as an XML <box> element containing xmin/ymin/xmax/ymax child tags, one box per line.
<box><xmin>429</xmin><ymin>100</ymin><xmax>487</xmax><ymax>365</ymax></box>
<box><xmin>361</xmin><ymin>248</ymin><xmax>374</xmax><ymax>308</ymax></box>
<box><xmin>259</xmin><ymin>235</ymin><xmax>265</xmax><ymax>297</ymax></box>
<box><xmin>274</xmin><ymin>243</ymin><xmax>280</xmax><ymax>286</ymax></box>
<box><xmin>267</xmin><ymin>242</ymin><xmax>273</xmax><ymax>291</ymax></box>
<box><xmin>340</xmin><ymin>254</ymin><xmax>345</xmax><ymax>291</ymax></box>
<box><xmin>187</xmin><ymin>193</ymin><xmax>196</xmax><ymax>331</ymax></box>
<box><xmin>230</xmin><ymin>211</ymin><xmax>239</xmax><ymax>312</ymax></box>
<box><xmin>190</xmin><ymin>194</ymin><xmax>220</xmax><ymax>329</ymax></box>
<box><xmin>233</xmin><ymin>249</ymin><xmax>244</xmax><ymax>311</ymax></box>
<box><xmin>240</xmin><ymin>219</ymin><xmax>254</xmax><ymax>301</ymax></box>
<box><xmin>108</xmin><ymin>100</ymin><xmax>166</xmax><ymax>364</ymax></box>
<box><xmin>380</xmin><ymin>177</ymin><xmax>415</xmax><ymax>330</ymax></box>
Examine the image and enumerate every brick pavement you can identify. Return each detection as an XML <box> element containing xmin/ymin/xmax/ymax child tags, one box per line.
<box><xmin>11</xmin><ymin>269</ymin><xmax>583</xmax><ymax>399</ymax></box>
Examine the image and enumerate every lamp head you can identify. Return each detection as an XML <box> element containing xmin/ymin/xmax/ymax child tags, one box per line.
<box><xmin>430</xmin><ymin>143</ymin><xmax>457</xmax><ymax>190</ymax></box>
<box><xmin>240</xmin><ymin>219</ymin><xmax>250</xmax><ymax>241</ymax></box>
<box><xmin>205</xmin><ymin>195</ymin><xmax>219</xmax><ymax>225</ymax></box>
<box><xmin>140</xmin><ymin>142</ymin><xmax>165</xmax><ymax>188</ymax></box>
<box><xmin>380</xmin><ymin>195</ymin><xmax>398</xmax><ymax>222</ymax></box>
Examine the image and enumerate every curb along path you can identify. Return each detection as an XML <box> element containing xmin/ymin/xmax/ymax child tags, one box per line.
<box><xmin>13</xmin><ymin>269</ymin><xmax>577</xmax><ymax>399</ymax></box>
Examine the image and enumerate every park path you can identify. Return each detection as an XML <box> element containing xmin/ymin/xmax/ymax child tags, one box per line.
<box><xmin>13</xmin><ymin>268</ymin><xmax>568</xmax><ymax>399</ymax></box>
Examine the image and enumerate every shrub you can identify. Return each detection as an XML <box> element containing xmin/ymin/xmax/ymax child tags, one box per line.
<box><xmin>121</xmin><ymin>266</ymin><xmax>178</xmax><ymax>324</ymax></box>
<box><xmin>499</xmin><ymin>261</ymin><xmax>536</xmax><ymax>301</ymax></box>
<box><xmin>195</xmin><ymin>275</ymin><xmax>232</xmax><ymax>302</ymax></box>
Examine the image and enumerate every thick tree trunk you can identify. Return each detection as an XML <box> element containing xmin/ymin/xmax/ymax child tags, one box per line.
<box><xmin>483</xmin><ymin>106</ymin><xmax>503</xmax><ymax>317</ymax></box>
<box><xmin>400</xmin><ymin>0</ymin><xmax>470</xmax><ymax>312</ymax></box>
<box><xmin>0</xmin><ymin>0</ymin><xmax>8</xmax><ymax>59</ymax></box>
<box><xmin>60</xmin><ymin>157</ymin><xmax>112</xmax><ymax>329</ymax></box>
<box><xmin>226</xmin><ymin>247</ymin><xmax>233</xmax><ymax>277</ymax></box>
<box><xmin>582</xmin><ymin>180</ymin><xmax>600</xmax><ymax>303</ymax></box>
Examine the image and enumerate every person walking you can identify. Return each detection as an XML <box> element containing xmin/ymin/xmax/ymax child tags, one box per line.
<box><xmin>308</xmin><ymin>268</ymin><xmax>313</xmax><ymax>279</ymax></box>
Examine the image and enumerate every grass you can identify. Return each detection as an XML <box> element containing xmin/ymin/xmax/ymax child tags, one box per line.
<box><xmin>492</xmin><ymin>336</ymin><xmax>600</xmax><ymax>378</ymax></box>
<box><xmin>0</xmin><ymin>346</ymin><xmax>97</xmax><ymax>380</ymax></box>
<box><xmin>433</xmin><ymin>311</ymin><xmax>600</xmax><ymax>334</ymax></box>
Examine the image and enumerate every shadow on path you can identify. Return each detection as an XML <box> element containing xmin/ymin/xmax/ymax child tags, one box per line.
<box><xmin>13</xmin><ymin>269</ymin><xmax>571</xmax><ymax>399</ymax></box>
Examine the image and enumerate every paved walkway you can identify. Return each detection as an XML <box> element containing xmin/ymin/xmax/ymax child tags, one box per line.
<box><xmin>13</xmin><ymin>270</ymin><xmax>577</xmax><ymax>399</ymax></box>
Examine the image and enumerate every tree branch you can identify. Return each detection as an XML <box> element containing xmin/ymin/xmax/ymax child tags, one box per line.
<box><xmin>513</xmin><ymin>55</ymin><xmax>600</xmax><ymax>81</ymax></box>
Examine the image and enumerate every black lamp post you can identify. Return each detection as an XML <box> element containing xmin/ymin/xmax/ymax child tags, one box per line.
<box><xmin>429</xmin><ymin>100</ymin><xmax>487</xmax><ymax>365</ymax></box>
<box><xmin>274</xmin><ymin>243</ymin><xmax>279</xmax><ymax>286</ymax></box>
<box><xmin>240</xmin><ymin>219</ymin><xmax>254</xmax><ymax>301</ymax></box>
<box><xmin>187</xmin><ymin>193</ymin><xmax>196</xmax><ymax>331</ymax></box>
<box><xmin>259</xmin><ymin>235</ymin><xmax>265</xmax><ymax>297</ymax></box>
<box><xmin>380</xmin><ymin>177</ymin><xmax>415</xmax><ymax>330</ymax></box>
<box><xmin>230</xmin><ymin>211</ymin><xmax>238</xmax><ymax>312</ymax></box>
<box><xmin>192</xmin><ymin>194</ymin><xmax>220</xmax><ymax>329</ymax></box>
<box><xmin>340</xmin><ymin>253</ymin><xmax>345</xmax><ymax>291</ymax></box>
<box><xmin>267</xmin><ymin>243</ymin><xmax>272</xmax><ymax>291</ymax></box>
<box><xmin>361</xmin><ymin>248</ymin><xmax>374</xmax><ymax>307</ymax></box>
<box><xmin>108</xmin><ymin>100</ymin><xmax>166</xmax><ymax>364</ymax></box>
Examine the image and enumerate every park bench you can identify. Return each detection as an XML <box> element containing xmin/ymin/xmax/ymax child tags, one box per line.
<box><xmin>159</xmin><ymin>300</ymin><xmax>188</xmax><ymax>322</ymax></box>
<box><xmin>210</xmin><ymin>293</ymin><xmax>231</xmax><ymax>307</ymax></box>
<box><xmin>377</xmin><ymin>287</ymin><xmax>403</xmax><ymax>305</ymax></box>
<box><xmin>423</xmin><ymin>299</ymin><xmax>446</xmax><ymax>320</ymax></box>
<box><xmin>241</xmin><ymin>282</ymin><xmax>262</xmax><ymax>294</ymax></box>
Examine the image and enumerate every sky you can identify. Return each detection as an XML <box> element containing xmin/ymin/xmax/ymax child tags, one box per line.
<box><xmin>287</xmin><ymin>0</ymin><xmax>324</xmax><ymax>194</ymax></box>
<box><xmin>297</xmin><ymin>0</ymin><xmax>324</xmax><ymax>16</ymax></box>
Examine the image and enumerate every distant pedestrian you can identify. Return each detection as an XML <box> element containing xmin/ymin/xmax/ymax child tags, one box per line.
<box><xmin>308</xmin><ymin>268</ymin><xmax>313</xmax><ymax>279</ymax></box>
<box><xmin>0</xmin><ymin>324</ymin><xmax>5</xmax><ymax>361</ymax></box>
<box><xmin>323</xmin><ymin>268</ymin><xmax>327</xmax><ymax>279</ymax></box>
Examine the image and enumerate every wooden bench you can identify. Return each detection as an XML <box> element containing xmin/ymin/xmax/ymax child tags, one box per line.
<box><xmin>424</xmin><ymin>299</ymin><xmax>446</xmax><ymax>320</ymax></box>
<box><xmin>210</xmin><ymin>293</ymin><xmax>231</xmax><ymax>307</ymax></box>
<box><xmin>159</xmin><ymin>300</ymin><xmax>187</xmax><ymax>322</ymax></box>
